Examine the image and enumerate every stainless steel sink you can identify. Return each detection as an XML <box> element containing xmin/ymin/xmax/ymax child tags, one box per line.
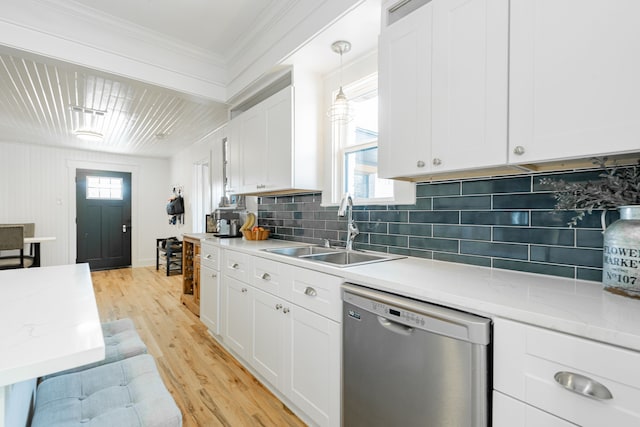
<box><xmin>263</xmin><ymin>245</ymin><xmax>404</xmax><ymax>267</ymax></box>
<box><xmin>264</xmin><ymin>246</ymin><xmax>339</xmax><ymax>257</ymax></box>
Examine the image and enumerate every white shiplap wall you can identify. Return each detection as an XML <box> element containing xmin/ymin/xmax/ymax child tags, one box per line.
<box><xmin>0</xmin><ymin>140</ymin><xmax>173</xmax><ymax>267</ymax></box>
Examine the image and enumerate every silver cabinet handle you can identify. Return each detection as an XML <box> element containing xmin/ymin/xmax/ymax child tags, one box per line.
<box><xmin>231</xmin><ymin>263</ymin><xmax>239</xmax><ymax>269</ymax></box>
<box><xmin>205</xmin><ymin>254</ymin><xmax>212</xmax><ymax>259</ymax></box>
<box><xmin>211</xmin><ymin>273</ymin><xmax>217</xmax><ymax>278</ymax></box>
<box><xmin>283</xmin><ymin>307</ymin><xmax>290</xmax><ymax>314</ymax></box>
<box><xmin>256</xmin><ymin>184</ymin><xmax>266</xmax><ymax>189</ymax></box>
<box><xmin>275</xmin><ymin>304</ymin><xmax>283</xmax><ymax>310</ymax></box>
<box><xmin>513</xmin><ymin>145</ymin><xmax>526</xmax><ymax>155</ymax></box>
<box><xmin>554</xmin><ymin>371</ymin><xmax>613</xmax><ymax>400</ymax></box>
<box><xmin>261</xmin><ymin>272</ymin><xmax>271</xmax><ymax>281</ymax></box>
<box><xmin>432</xmin><ymin>158</ymin><xmax>442</xmax><ymax>166</ymax></box>
<box><xmin>241</xmin><ymin>287</ymin><xmax>248</xmax><ymax>293</ymax></box>
<box><xmin>416</xmin><ymin>160</ymin><xmax>425</xmax><ymax>168</ymax></box>
<box><xmin>304</xmin><ymin>287</ymin><xmax>317</xmax><ymax>297</ymax></box>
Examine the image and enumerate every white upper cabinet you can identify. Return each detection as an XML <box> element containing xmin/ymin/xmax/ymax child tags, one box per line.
<box><xmin>229</xmin><ymin>70</ymin><xmax>322</xmax><ymax>195</ymax></box>
<box><xmin>378</xmin><ymin>0</ymin><xmax>432</xmax><ymax>179</ymax></box>
<box><xmin>431</xmin><ymin>0</ymin><xmax>508</xmax><ymax>172</ymax></box>
<box><xmin>236</xmin><ymin>87</ymin><xmax>293</xmax><ymax>194</ymax></box>
<box><xmin>379</xmin><ymin>0</ymin><xmax>509</xmax><ymax>179</ymax></box>
<box><xmin>509</xmin><ymin>0</ymin><xmax>640</xmax><ymax>164</ymax></box>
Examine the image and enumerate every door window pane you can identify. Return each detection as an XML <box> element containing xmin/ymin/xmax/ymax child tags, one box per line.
<box><xmin>86</xmin><ymin>176</ymin><xmax>123</xmax><ymax>200</ymax></box>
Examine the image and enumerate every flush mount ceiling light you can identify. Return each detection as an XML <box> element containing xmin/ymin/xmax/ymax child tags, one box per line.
<box><xmin>74</xmin><ymin>129</ymin><xmax>104</xmax><ymax>142</ymax></box>
<box><xmin>327</xmin><ymin>40</ymin><xmax>355</xmax><ymax>123</ymax></box>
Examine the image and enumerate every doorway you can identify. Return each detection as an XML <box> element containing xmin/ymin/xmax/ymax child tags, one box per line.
<box><xmin>76</xmin><ymin>169</ymin><xmax>132</xmax><ymax>270</ymax></box>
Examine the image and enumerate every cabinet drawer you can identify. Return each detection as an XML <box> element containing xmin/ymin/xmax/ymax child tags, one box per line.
<box><xmin>251</xmin><ymin>256</ymin><xmax>292</xmax><ymax>300</ymax></box>
<box><xmin>290</xmin><ymin>268</ymin><xmax>342</xmax><ymax>322</ymax></box>
<box><xmin>222</xmin><ymin>250</ymin><xmax>250</xmax><ymax>283</ymax></box>
<box><xmin>493</xmin><ymin>391</ymin><xmax>573</xmax><ymax>427</ymax></box>
<box><xmin>200</xmin><ymin>243</ymin><xmax>220</xmax><ymax>270</ymax></box>
<box><xmin>494</xmin><ymin>318</ymin><xmax>640</xmax><ymax>427</ymax></box>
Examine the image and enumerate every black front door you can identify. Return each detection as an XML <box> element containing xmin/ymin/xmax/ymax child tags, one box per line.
<box><xmin>76</xmin><ymin>169</ymin><xmax>132</xmax><ymax>270</ymax></box>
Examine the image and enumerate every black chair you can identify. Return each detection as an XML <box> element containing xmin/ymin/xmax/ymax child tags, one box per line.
<box><xmin>0</xmin><ymin>225</ymin><xmax>35</xmax><ymax>269</ymax></box>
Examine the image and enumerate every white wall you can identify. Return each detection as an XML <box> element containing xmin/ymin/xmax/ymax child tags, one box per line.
<box><xmin>0</xmin><ymin>141</ymin><xmax>172</xmax><ymax>267</ymax></box>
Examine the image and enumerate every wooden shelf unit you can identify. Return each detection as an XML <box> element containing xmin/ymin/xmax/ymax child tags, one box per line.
<box><xmin>181</xmin><ymin>235</ymin><xmax>200</xmax><ymax>316</ymax></box>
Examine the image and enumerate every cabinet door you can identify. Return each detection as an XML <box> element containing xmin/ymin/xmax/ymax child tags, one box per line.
<box><xmin>431</xmin><ymin>0</ymin><xmax>508</xmax><ymax>172</ymax></box>
<box><xmin>378</xmin><ymin>1</ymin><xmax>432</xmax><ymax>179</ymax></box>
<box><xmin>250</xmin><ymin>288</ymin><xmax>286</xmax><ymax>388</ymax></box>
<box><xmin>200</xmin><ymin>265</ymin><xmax>220</xmax><ymax>335</ymax></box>
<box><xmin>226</xmin><ymin>117</ymin><xmax>241</xmax><ymax>194</ymax></box>
<box><xmin>263</xmin><ymin>87</ymin><xmax>293</xmax><ymax>192</ymax></box>
<box><xmin>222</xmin><ymin>276</ymin><xmax>252</xmax><ymax>359</ymax></box>
<box><xmin>284</xmin><ymin>305</ymin><xmax>340</xmax><ymax>427</ymax></box>
<box><xmin>238</xmin><ymin>106</ymin><xmax>266</xmax><ymax>193</ymax></box>
<box><xmin>509</xmin><ymin>0</ymin><xmax>640</xmax><ymax>163</ymax></box>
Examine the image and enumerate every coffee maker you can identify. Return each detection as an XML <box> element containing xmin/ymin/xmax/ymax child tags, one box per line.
<box><xmin>213</xmin><ymin>208</ymin><xmax>242</xmax><ymax>237</ymax></box>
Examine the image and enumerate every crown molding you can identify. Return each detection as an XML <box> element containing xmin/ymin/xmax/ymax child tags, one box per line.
<box><xmin>226</xmin><ymin>0</ymin><xmax>364</xmax><ymax>100</ymax></box>
<box><xmin>0</xmin><ymin>0</ymin><xmax>227</xmax><ymax>101</ymax></box>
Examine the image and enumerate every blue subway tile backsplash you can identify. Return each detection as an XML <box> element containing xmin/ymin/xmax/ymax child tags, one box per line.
<box><xmin>257</xmin><ymin>169</ymin><xmax>616</xmax><ymax>282</ymax></box>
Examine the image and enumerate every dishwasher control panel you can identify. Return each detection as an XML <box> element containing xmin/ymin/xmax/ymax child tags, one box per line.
<box><xmin>345</xmin><ymin>290</ymin><xmax>429</xmax><ymax>329</ymax></box>
<box><xmin>343</xmin><ymin>283</ymin><xmax>491</xmax><ymax>344</ymax></box>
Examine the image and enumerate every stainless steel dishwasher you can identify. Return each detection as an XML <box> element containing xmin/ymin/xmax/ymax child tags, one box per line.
<box><xmin>342</xmin><ymin>283</ymin><xmax>491</xmax><ymax>427</ymax></box>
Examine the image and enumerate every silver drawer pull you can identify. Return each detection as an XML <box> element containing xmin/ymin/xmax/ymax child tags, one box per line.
<box><xmin>304</xmin><ymin>287</ymin><xmax>317</xmax><ymax>297</ymax></box>
<box><xmin>554</xmin><ymin>371</ymin><xmax>613</xmax><ymax>400</ymax></box>
<box><xmin>205</xmin><ymin>254</ymin><xmax>212</xmax><ymax>259</ymax></box>
<box><xmin>261</xmin><ymin>273</ymin><xmax>271</xmax><ymax>281</ymax></box>
<box><xmin>231</xmin><ymin>263</ymin><xmax>239</xmax><ymax>269</ymax></box>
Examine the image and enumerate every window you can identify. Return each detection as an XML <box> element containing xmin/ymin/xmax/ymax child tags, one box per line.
<box><xmin>328</xmin><ymin>72</ymin><xmax>414</xmax><ymax>206</ymax></box>
<box><xmin>86</xmin><ymin>176</ymin><xmax>123</xmax><ymax>200</ymax></box>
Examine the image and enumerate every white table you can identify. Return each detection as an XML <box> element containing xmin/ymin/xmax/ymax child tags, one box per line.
<box><xmin>0</xmin><ymin>264</ymin><xmax>105</xmax><ymax>426</ymax></box>
<box><xmin>24</xmin><ymin>236</ymin><xmax>56</xmax><ymax>267</ymax></box>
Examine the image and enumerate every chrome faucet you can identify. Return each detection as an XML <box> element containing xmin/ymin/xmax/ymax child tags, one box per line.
<box><xmin>338</xmin><ymin>193</ymin><xmax>359</xmax><ymax>251</ymax></box>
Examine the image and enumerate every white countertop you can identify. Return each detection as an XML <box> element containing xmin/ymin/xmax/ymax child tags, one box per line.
<box><xmin>0</xmin><ymin>264</ymin><xmax>105</xmax><ymax>386</ymax></box>
<box><xmin>193</xmin><ymin>234</ymin><xmax>640</xmax><ymax>352</ymax></box>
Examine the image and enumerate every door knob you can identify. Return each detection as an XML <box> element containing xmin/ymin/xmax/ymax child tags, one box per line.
<box><xmin>513</xmin><ymin>145</ymin><xmax>526</xmax><ymax>155</ymax></box>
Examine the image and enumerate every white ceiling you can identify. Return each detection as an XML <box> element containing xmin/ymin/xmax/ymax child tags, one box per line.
<box><xmin>0</xmin><ymin>0</ymin><xmax>380</xmax><ymax>158</ymax></box>
<box><xmin>72</xmin><ymin>0</ymin><xmax>288</xmax><ymax>59</ymax></box>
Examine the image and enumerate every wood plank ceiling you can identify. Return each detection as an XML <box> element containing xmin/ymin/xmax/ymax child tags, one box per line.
<box><xmin>0</xmin><ymin>47</ymin><xmax>228</xmax><ymax>158</ymax></box>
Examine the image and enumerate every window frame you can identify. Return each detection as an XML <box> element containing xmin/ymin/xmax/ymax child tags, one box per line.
<box><xmin>322</xmin><ymin>52</ymin><xmax>415</xmax><ymax>207</ymax></box>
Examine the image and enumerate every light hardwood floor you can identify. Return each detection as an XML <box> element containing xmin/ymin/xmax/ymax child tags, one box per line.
<box><xmin>91</xmin><ymin>267</ymin><xmax>306</xmax><ymax>427</ymax></box>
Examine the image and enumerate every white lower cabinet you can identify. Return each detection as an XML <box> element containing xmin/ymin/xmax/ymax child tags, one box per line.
<box><xmin>250</xmin><ymin>288</ymin><xmax>286</xmax><ymax>388</ymax></box>
<box><xmin>200</xmin><ymin>265</ymin><xmax>220</xmax><ymax>335</ymax></box>
<box><xmin>493</xmin><ymin>317</ymin><xmax>640</xmax><ymax>427</ymax></box>
<box><xmin>200</xmin><ymin>242</ymin><xmax>221</xmax><ymax>336</ymax></box>
<box><xmin>285</xmin><ymin>304</ymin><xmax>340</xmax><ymax>427</ymax></box>
<box><xmin>222</xmin><ymin>275</ymin><xmax>252</xmax><ymax>358</ymax></box>
<box><xmin>219</xmin><ymin>249</ymin><xmax>341</xmax><ymax>427</ymax></box>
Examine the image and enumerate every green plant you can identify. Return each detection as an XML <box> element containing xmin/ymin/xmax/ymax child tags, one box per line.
<box><xmin>540</xmin><ymin>160</ymin><xmax>640</xmax><ymax>226</ymax></box>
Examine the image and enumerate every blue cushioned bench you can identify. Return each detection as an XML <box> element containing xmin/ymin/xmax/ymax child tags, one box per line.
<box><xmin>32</xmin><ymin>354</ymin><xmax>182</xmax><ymax>427</ymax></box>
<box><xmin>43</xmin><ymin>318</ymin><xmax>148</xmax><ymax>380</ymax></box>
<box><xmin>33</xmin><ymin>318</ymin><xmax>182</xmax><ymax>427</ymax></box>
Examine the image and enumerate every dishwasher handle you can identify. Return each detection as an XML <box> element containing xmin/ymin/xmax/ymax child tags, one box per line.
<box><xmin>378</xmin><ymin>316</ymin><xmax>414</xmax><ymax>336</ymax></box>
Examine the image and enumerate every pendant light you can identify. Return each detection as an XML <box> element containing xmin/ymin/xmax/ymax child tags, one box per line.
<box><xmin>328</xmin><ymin>40</ymin><xmax>354</xmax><ymax>123</ymax></box>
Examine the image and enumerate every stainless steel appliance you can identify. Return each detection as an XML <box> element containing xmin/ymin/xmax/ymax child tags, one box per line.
<box><xmin>212</xmin><ymin>208</ymin><xmax>242</xmax><ymax>237</ymax></box>
<box><xmin>342</xmin><ymin>283</ymin><xmax>491</xmax><ymax>427</ymax></box>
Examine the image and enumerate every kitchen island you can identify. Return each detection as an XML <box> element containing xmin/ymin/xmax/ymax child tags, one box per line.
<box><xmin>0</xmin><ymin>264</ymin><xmax>105</xmax><ymax>427</ymax></box>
